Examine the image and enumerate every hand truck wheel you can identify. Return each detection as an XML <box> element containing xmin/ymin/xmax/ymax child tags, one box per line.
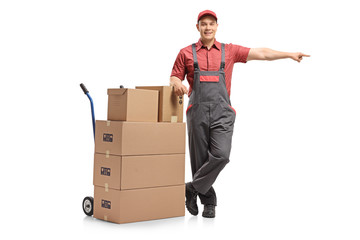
<box><xmin>82</xmin><ymin>196</ymin><xmax>94</xmax><ymax>216</ymax></box>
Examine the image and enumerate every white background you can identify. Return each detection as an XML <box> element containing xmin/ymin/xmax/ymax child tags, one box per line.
<box><xmin>1</xmin><ymin>0</ymin><xmax>359</xmax><ymax>239</ymax></box>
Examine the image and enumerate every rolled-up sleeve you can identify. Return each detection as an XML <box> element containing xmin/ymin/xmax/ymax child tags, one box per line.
<box><xmin>170</xmin><ymin>50</ymin><xmax>186</xmax><ymax>81</ymax></box>
<box><xmin>231</xmin><ymin>44</ymin><xmax>250</xmax><ymax>63</ymax></box>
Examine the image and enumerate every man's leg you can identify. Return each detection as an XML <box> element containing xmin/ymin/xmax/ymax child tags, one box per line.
<box><xmin>192</xmin><ymin>103</ymin><xmax>235</xmax><ymax>198</ymax></box>
<box><xmin>198</xmin><ymin>187</ymin><xmax>217</xmax><ymax>206</ymax></box>
<box><xmin>200</xmin><ymin>103</ymin><xmax>235</xmax><ymax>218</ymax></box>
<box><xmin>186</xmin><ymin>104</ymin><xmax>210</xmax><ymax>215</ymax></box>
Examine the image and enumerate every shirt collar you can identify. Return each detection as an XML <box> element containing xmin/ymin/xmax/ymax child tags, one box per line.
<box><xmin>196</xmin><ymin>38</ymin><xmax>221</xmax><ymax>51</ymax></box>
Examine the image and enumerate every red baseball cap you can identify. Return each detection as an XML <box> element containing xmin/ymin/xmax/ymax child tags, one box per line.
<box><xmin>197</xmin><ymin>10</ymin><xmax>217</xmax><ymax>22</ymax></box>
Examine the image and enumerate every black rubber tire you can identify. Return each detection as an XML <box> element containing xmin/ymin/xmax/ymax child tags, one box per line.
<box><xmin>82</xmin><ymin>196</ymin><xmax>94</xmax><ymax>216</ymax></box>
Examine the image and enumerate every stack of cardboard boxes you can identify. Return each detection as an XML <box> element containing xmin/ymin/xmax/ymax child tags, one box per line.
<box><xmin>93</xmin><ymin>86</ymin><xmax>185</xmax><ymax>224</ymax></box>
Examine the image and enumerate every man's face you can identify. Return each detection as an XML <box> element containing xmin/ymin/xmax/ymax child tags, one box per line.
<box><xmin>196</xmin><ymin>16</ymin><xmax>218</xmax><ymax>41</ymax></box>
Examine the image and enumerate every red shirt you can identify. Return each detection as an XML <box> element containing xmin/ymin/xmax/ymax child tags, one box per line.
<box><xmin>171</xmin><ymin>39</ymin><xmax>250</xmax><ymax>97</ymax></box>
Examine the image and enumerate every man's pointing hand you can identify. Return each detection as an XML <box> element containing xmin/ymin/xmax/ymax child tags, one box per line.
<box><xmin>291</xmin><ymin>52</ymin><xmax>311</xmax><ymax>63</ymax></box>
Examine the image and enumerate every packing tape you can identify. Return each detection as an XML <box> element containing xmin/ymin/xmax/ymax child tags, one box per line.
<box><xmin>106</xmin><ymin>150</ymin><xmax>110</xmax><ymax>158</ymax></box>
<box><xmin>171</xmin><ymin>116</ymin><xmax>178</xmax><ymax>123</ymax></box>
<box><xmin>105</xmin><ymin>183</ymin><xmax>109</xmax><ymax>192</ymax></box>
<box><xmin>104</xmin><ymin>215</ymin><xmax>108</xmax><ymax>221</ymax></box>
<box><xmin>106</xmin><ymin>121</ymin><xmax>111</xmax><ymax>127</ymax></box>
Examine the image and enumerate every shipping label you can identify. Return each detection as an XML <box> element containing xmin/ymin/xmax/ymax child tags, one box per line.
<box><xmin>101</xmin><ymin>167</ymin><xmax>111</xmax><ymax>176</ymax></box>
<box><xmin>101</xmin><ymin>199</ymin><xmax>111</xmax><ymax>209</ymax></box>
<box><xmin>103</xmin><ymin>133</ymin><xmax>113</xmax><ymax>142</ymax></box>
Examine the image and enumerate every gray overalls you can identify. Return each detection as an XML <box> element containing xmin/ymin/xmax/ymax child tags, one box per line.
<box><xmin>186</xmin><ymin>43</ymin><xmax>236</xmax><ymax>206</ymax></box>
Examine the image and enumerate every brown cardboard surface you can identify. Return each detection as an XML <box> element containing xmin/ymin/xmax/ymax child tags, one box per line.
<box><xmin>93</xmin><ymin>153</ymin><xmax>185</xmax><ymax>190</ymax></box>
<box><xmin>121</xmin><ymin>154</ymin><xmax>185</xmax><ymax>189</ymax></box>
<box><xmin>93</xmin><ymin>184</ymin><xmax>185</xmax><ymax>224</ymax></box>
<box><xmin>107</xmin><ymin>88</ymin><xmax>158</xmax><ymax>122</ymax></box>
<box><xmin>95</xmin><ymin>121</ymin><xmax>186</xmax><ymax>156</ymax></box>
<box><xmin>136</xmin><ymin>86</ymin><xmax>183</xmax><ymax>122</ymax></box>
<box><xmin>93</xmin><ymin>153</ymin><xmax>122</xmax><ymax>190</ymax></box>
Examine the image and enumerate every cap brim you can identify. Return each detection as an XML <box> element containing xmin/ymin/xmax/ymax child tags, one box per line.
<box><xmin>198</xmin><ymin>14</ymin><xmax>217</xmax><ymax>22</ymax></box>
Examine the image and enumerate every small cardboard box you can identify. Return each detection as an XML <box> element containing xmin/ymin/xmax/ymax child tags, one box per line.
<box><xmin>93</xmin><ymin>153</ymin><xmax>185</xmax><ymax>190</ymax></box>
<box><xmin>135</xmin><ymin>86</ymin><xmax>183</xmax><ymax>122</ymax></box>
<box><xmin>107</xmin><ymin>88</ymin><xmax>158</xmax><ymax>122</ymax></box>
<box><xmin>95</xmin><ymin>120</ymin><xmax>186</xmax><ymax>156</ymax></box>
<box><xmin>93</xmin><ymin>184</ymin><xmax>185</xmax><ymax>224</ymax></box>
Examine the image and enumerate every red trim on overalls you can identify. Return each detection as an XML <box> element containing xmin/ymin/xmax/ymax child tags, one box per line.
<box><xmin>186</xmin><ymin>104</ymin><xmax>193</xmax><ymax>114</ymax></box>
<box><xmin>200</xmin><ymin>76</ymin><xmax>219</xmax><ymax>82</ymax></box>
<box><xmin>229</xmin><ymin>105</ymin><xmax>236</xmax><ymax>115</ymax></box>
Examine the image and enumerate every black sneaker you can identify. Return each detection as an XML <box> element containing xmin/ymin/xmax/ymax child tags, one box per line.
<box><xmin>185</xmin><ymin>182</ymin><xmax>198</xmax><ymax>216</ymax></box>
<box><xmin>202</xmin><ymin>204</ymin><xmax>216</xmax><ymax>218</ymax></box>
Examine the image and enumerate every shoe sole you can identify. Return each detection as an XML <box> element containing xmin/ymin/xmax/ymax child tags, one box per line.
<box><xmin>186</xmin><ymin>207</ymin><xmax>199</xmax><ymax>216</ymax></box>
<box><xmin>186</xmin><ymin>204</ymin><xmax>199</xmax><ymax>216</ymax></box>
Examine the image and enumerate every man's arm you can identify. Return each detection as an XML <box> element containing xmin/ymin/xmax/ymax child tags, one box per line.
<box><xmin>247</xmin><ymin>48</ymin><xmax>310</xmax><ymax>62</ymax></box>
<box><xmin>170</xmin><ymin>49</ymin><xmax>189</xmax><ymax>96</ymax></box>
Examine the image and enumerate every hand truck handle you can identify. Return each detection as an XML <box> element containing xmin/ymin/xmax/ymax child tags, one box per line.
<box><xmin>80</xmin><ymin>83</ymin><xmax>89</xmax><ymax>94</ymax></box>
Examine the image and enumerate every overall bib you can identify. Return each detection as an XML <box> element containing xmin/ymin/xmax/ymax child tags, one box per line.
<box><xmin>186</xmin><ymin>43</ymin><xmax>236</xmax><ymax>206</ymax></box>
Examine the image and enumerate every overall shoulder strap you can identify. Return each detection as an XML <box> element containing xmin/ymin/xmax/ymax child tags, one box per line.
<box><xmin>220</xmin><ymin>43</ymin><xmax>225</xmax><ymax>70</ymax></box>
<box><xmin>192</xmin><ymin>44</ymin><xmax>199</xmax><ymax>70</ymax></box>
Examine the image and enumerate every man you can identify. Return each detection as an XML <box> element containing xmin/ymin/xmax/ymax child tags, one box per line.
<box><xmin>170</xmin><ymin>10</ymin><xmax>310</xmax><ymax>218</ymax></box>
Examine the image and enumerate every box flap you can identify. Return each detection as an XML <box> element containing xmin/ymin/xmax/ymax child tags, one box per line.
<box><xmin>107</xmin><ymin>88</ymin><xmax>128</xmax><ymax>95</ymax></box>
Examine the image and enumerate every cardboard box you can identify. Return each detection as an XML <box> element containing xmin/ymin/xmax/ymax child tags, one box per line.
<box><xmin>136</xmin><ymin>86</ymin><xmax>183</xmax><ymax>122</ymax></box>
<box><xmin>107</xmin><ymin>88</ymin><xmax>158</xmax><ymax>122</ymax></box>
<box><xmin>93</xmin><ymin>153</ymin><xmax>185</xmax><ymax>190</ymax></box>
<box><xmin>95</xmin><ymin>120</ymin><xmax>186</xmax><ymax>156</ymax></box>
<box><xmin>93</xmin><ymin>184</ymin><xmax>185</xmax><ymax>224</ymax></box>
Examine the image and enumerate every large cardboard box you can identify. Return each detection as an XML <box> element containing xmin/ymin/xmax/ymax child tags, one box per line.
<box><xmin>93</xmin><ymin>153</ymin><xmax>185</xmax><ymax>190</ymax></box>
<box><xmin>136</xmin><ymin>86</ymin><xmax>183</xmax><ymax>123</ymax></box>
<box><xmin>107</xmin><ymin>88</ymin><xmax>158</xmax><ymax>122</ymax></box>
<box><xmin>93</xmin><ymin>184</ymin><xmax>185</xmax><ymax>224</ymax></box>
<box><xmin>95</xmin><ymin>120</ymin><xmax>186</xmax><ymax>156</ymax></box>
